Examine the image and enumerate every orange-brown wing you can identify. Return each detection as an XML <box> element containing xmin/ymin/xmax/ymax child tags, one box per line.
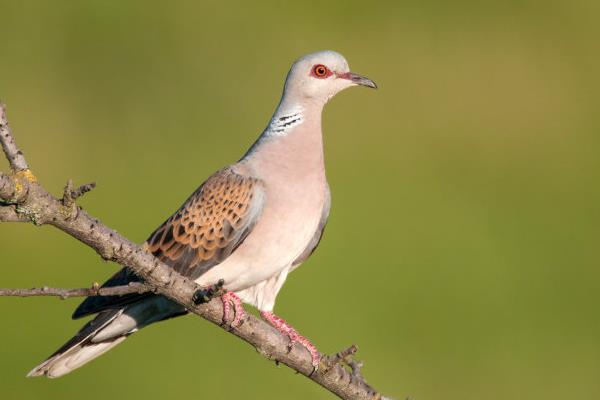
<box><xmin>71</xmin><ymin>168</ymin><xmax>264</xmax><ymax>319</ymax></box>
<box><xmin>146</xmin><ymin>168</ymin><xmax>264</xmax><ymax>279</ymax></box>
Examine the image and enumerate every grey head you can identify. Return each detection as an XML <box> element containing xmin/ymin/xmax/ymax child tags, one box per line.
<box><xmin>244</xmin><ymin>50</ymin><xmax>377</xmax><ymax>152</ymax></box>
<box><xmin>280</xmin><ymin>50</ymin><xmax>377</xmax><ymax>106</ymax></box>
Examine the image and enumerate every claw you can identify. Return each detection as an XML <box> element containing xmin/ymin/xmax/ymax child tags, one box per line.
<box><xmin>192</xmin><ymin>279</ymin><xmax>225</xmax><ymax>305</ymax></box>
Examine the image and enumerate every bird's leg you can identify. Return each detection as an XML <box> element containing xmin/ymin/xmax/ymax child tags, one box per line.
<box><xmin>260</xmin><ymin>311</ymin><xmax>321</xmax><ymax>368</ymax></box>
<box><xmin>221</xmin><ymin>291</ymin><xmax>245</xmax><ymax>328</ymax></box>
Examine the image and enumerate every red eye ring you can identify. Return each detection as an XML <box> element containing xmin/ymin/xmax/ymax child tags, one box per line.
<box><xmin>312</xmin><ymin>64</ymin><xmax>331</xmax><ymax>78</ymax></box>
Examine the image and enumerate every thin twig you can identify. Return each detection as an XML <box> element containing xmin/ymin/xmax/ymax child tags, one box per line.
<box><xmin>348</xmin><ymin>359</ymin><xmax>365</xmax><ymax>382</ymax></box>
<box><xmin>0</xmin><ymin>104</ymin><xmax>29</xmax><ymax>171</ymax></box>
<box><xmin>0</xmin><ymin>104</ymin><xmax>393</xmax><ymax>400</ymax></box>
<box><xmin>0</xmin><ymin>283</ymin><xmax>151</xmax><ymax>299</ymax></box>
<box><xmin>323</xmin><ymin>344</ymin><xmax>367</xmax><ymax>383</ymax></box>
<box><xmin>71</xmin><ymin>182</ymin><xmax>96</xmax><ymax>200</ymax></box>
<box><xmin>63</xmin><ymin>179</ymin><xmax>96</xmax><ymax>207</ymax></box>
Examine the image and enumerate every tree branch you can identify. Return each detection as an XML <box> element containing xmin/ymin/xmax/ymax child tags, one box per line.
<box><xmin>0</xmin><ymin>172</ymin><xmax>18</xmax><ymax>201</ymax></box>
<box><xmin>0</xmin><ymin>203</ymin><xmax>29</xmax><ymax>222</ymax></box>
<box><xmin>0</xmin><ymin>283</ymin><xmax>151</xmax><ymax>299</ymax></box>
<box><xmin>0</xmin><ymin>104</ymin><xmax>393</xmax><ymax>400</ymax></box>
<box><xmin>0</xmin><ymin>104</ymin><xmax>29</xmax><ymax>171</ymax></box>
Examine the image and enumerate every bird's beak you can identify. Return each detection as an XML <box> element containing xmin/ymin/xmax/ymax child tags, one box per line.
<box><xmin>338</xmin><ymin>71</ymin><xmax>377</xmax><ymax>89</ymax></box>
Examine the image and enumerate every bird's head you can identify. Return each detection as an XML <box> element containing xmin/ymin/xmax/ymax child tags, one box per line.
<box><xmin>282</xmin><ymin>50</ymin><xmax>377</xmax><ymax>105</ymax></box>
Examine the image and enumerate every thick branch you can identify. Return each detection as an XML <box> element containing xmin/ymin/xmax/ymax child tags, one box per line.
<box><xmin>0</xmin><ymin>203</ymin><xmax>28</xmax><ymax>222</ymax></box>
<box><xmin>0</xmin><ymin>172</ymin><xmax>17</xmax><ymax>200</ymax></box>
<box><xmin>0</xmin><ymin>283</ymin><xmax>151</xmax><ymax>299</ymax></box>
<box><xmin>0</xmin><ymin>105</ymin><xmax>392</xmax><ymax>400</ymax></box>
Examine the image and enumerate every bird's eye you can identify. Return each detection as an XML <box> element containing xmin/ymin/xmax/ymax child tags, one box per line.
<box><xmin>312</xmin><ymin>64</ymin><xmax>330</xmax><ymax>78</ymax></box>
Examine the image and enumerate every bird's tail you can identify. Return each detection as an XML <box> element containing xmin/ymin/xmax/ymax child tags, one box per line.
<box><xmin>27</xmin><ymin>296</ymin><xmax>186</xmax><ymax>378</ymax></box>
<box><xmin>27</xmin><ymin>309</ymin><xmax>131</xmax><ymax>378</ymax></box>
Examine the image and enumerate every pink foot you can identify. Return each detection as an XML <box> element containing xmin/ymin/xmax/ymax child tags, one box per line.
<box><xmin>260</xmin><ymin>311</ymin><xmax>321</xmax><ymax>368</ymax></box>
<box><xmin>222</xmin><ymin>292</ymin><xmax>245</xmax><ymax>328</ymax></box>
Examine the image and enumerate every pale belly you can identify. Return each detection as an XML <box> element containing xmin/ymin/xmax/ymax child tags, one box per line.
<box><xmin>195</xmin><ymin>181</ymin><xmax>326</xmax><ymax>294</ymax></box>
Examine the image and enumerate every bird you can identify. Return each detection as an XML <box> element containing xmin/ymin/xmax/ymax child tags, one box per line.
<box><xmin>27</xmin><ymin>50</ymin><xmax>376</xmax><ymax>378</ymax></box>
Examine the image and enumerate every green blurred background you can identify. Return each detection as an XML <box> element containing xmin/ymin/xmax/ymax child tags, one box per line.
<box><xmin>1</xmin><ymin>1</ymin><xmax>599</xmax><ymax>399</ymax></box>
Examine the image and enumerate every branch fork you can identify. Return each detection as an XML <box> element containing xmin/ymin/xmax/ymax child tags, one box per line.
<box><xmin>62</xmin><ymin>179</ymin><xmax>96</xmax><ymax>219</ymax></box>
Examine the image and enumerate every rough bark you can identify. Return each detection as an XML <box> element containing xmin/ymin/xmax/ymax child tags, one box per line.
<box><xmin>0</xmin><ymin>283</ymin><xmax>151</xmax><ymax>299</ymax></box>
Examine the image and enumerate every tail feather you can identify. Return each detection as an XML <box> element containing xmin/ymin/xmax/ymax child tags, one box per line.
<box><xmin>27</xmin><ymin>336</ymin><xmax>127</xmax><ymax>378</ymax></box>
<box><xmin>27</xmin><ymin>309</ymin><xmax>126</xmax><ymax>378</ymax></box>
<box><xmin>28</xmin><ymin>295</ymin><xmax>187</xmax><ymax>378</ymax></box>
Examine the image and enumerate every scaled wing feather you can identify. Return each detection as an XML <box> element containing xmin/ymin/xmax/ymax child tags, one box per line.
<box><xmin>72</xmin><ymin>168</ymin><xmax>264</xmax><ymax>319</ymax></box>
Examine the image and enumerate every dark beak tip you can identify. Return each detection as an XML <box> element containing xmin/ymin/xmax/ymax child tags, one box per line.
<box><xmin>359</xmin><ymin>79</ymin><xmax>377</xmax><ymax>90</ymax></box>
<box><xmin>340</xmin><ymin>71</ymin><xmax>377</xmax><ymax>89</ymax></box>
<box><xmin>348</xmin><ymin>72</ymin><xmax>377</xmax><ymax>89</ymax></box>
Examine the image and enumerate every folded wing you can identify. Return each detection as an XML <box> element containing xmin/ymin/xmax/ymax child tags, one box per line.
<box><xmin>72</xmin><ymin>168</ymin><xmax>264</xmax><ymax>319</ymax></box>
